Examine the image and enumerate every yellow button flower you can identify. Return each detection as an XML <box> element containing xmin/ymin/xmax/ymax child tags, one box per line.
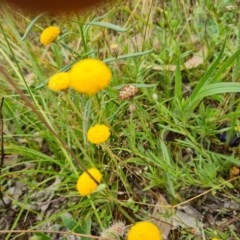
<box><xmin>48</xmin><ymin>72</ymin><xmax>70</xmax><ymax>91</ymax></box>
<box><xmin>127</xmin><ymin>221</ymin><xmax>162</xmax><ymax>240</ymax></box>
<box><xmin>69</xmin><ymin>58</ymin><xmax>112</xmax><ymax>95</ymax></box>
<box><xmin>40</xmin><ymin>26</ymin><xmax>60</xmax><ymax>46</ymax></box>
<box><xmin>234</xmin><ymin>125</ymin><xmax>240</xmax><ymax>132</ymax></box>
<box><xmin>87</xmin><ymin>124</ymin><xmax>110</xmax><ymax>144</ymax></box>
<box><xmin>76</xmin><ymin>168</ymin><xmax>102</xmax><ymax>196</ymax></box>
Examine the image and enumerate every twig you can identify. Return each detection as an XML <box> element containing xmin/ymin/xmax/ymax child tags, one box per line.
<box><xmin>0</xmin><ymin>97</ymin><xmax>4</xmax><ymax>170</ymax></box>
<box><xmin>0</xmin><ymin>97</ymin><xmax>7</xmax><ymax>206</ymax></box>
<box><xmin>172</xmin><ymin>176</ymin><xmax>240</xmax><ymax>208</ymax></box>
<box><xmin>0</xmin><ymin>229</ymin><xmax>103</xmax><ymax>239</ymax></box>
<box><xmin>0</xmin><ymin>97</ymin><xmax>17</xmax><ymax>211</ymax></box>
<box><xmin>219</xmin><ymin>214</ymin><xmax>240</xmax><ymax>230</ymax></box>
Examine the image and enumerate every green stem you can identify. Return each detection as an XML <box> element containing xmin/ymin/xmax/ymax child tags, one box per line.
<box><xmin>79</xmin><ymin>23</ymin><xmax>88</xmax><ymax>53</ymax></box>
<box><xmin>89</xmin><ymin>196</ymin><xmax>104</xmax><ymax>230</ymax></box>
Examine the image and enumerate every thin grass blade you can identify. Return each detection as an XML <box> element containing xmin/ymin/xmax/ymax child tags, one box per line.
<box><xmin>86</xmin><ymin>21</ymin><xmax>128</xmax><ymax>32</ymax></box>
<box><xmin>21</xmin><ymin>12</ymin><xmax>46</xmax><ymax>41</ymax></box>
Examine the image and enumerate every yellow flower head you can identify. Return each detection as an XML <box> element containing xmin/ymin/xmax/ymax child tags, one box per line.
<box><xmin>40</xmin><ymin>26</ymin><xmax>60</xmax><ymax>46</ymax></box>
<box><xmin>127</xmin><ymin>221</ymin><xmax>162</xmax><ymax>240</ymax></box>
<box><xmin>234</xmin><ymin>125</ymin><xmax>240</xmax><ymax>132</ymax></box>
<box><xmin>48</xmin><ymin>72</ymin><xmax>70</xmax><ymax>91</ymax></box>
<box><xmin>211</xmin><ymin>238</ymin><xmax>221</xmax><ymax>240</ymax></box>
<box><xmin>69</xmin><ymin>58</ymin><xmax>112</xmax><ymax>95</ymax></box>
<box><xmin>76</xmin><ymin>168</ymin><xmax>102</xmax><ymax>196</ymax></box>
<box><xmin>87</xmin><ymin>124</ymin><xmax>110</xmax><ymax>144</ymax></box>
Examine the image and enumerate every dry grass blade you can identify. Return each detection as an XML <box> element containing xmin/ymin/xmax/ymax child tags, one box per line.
<box><xmin>0</xmin><ymin>97</ymin><xmax>7</xmax><ymax>208</ymax></box>
<box><xmin>0</xmin><ymin>229</ymin><xmax>101</xmax><ymax>239</ymax></box>
<box><xmin>0</xmin><ymin>97</ymin><xmax>4</xmax><ymax>170</ymax></box>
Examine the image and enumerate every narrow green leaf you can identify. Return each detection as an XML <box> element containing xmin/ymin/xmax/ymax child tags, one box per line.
<box><xmin>34</xmin><ymin>232</ymin><xmax>52</xmax><ymax>240</ymax></box>
<box><xmin>114</xmin><ymin>83</ymin><xmax>157</xmax><ymax>89</ymax></box>
<box><xmin>51</xmin><ymin>44</ymin><xmax>63</xmax><ymax>68</ymax></box>
<box><xmin>61</xmin><ymin>214</ymin><xmax>91</xmax><ymax>240</ymax></box>
<box><xmin>198</xmin><ymin>82</ymin><xmax>240</xmax><ymax>98</ymax></box>
<box><xmin>91</xmin><ymin>12</ymin><xmax>110</xmax><ymax>22</ymax></box>
<box><xmin>21</xmin><ymin>12</ymin><xmax>46</xmax><ymax>41</ymax></box>
<box><xmin>190</xmin><ymin>82</ymin><xmax>240</xmax><ymax>108</ymax></box>
<box><xmin>104</xmin><ymin>49</ymin><xmax>153</xmax><ymax>63</ymax></box>
<box><xmin>61</xmin><ymin>214</ymin><xmax>83</xmax><ymax>233</ymax></box>
<box><xmin>174</xmin><ymin>57</ymin><xmax>182</xmax><ymax>99</ymax></box>
<box><xmin>86</xmin><ymin>21</ymin><xmax>128</xmax><ymax>32</ymax></box>
<box><xmin>160</xmin><ymin>140</ymin><xmax>176</xmax><ymax>198</ymax></box>
<box><xmin>210</xmin><ymin>49</ymin><xmax>240</xmax><ymax>84</ymax></box>
<box><xmin>6</xmin><ymin>145</ymin><xmax>62</xmax><ymax>166</ymax></box>
<box><xmin>185</xmin><ymin>40</ymin><xmax>226</xmax><ymax>110</ymax></box>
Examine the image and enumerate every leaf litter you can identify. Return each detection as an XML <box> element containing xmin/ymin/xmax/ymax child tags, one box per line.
<box><xmin>149</xmin><ymin>45</ymin><xmax>208</xmax><ymax>72</ymax></box>
<box><xmin>152</xmin><ymin>193</ymin><xmax>203</xmax><ymax>239</ymax></box>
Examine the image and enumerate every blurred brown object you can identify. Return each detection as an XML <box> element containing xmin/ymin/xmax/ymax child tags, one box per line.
<box><xmin>5</xmin><ymin>0</ymin><xmax>111</xmax><ymax>14</ymax></box>
<box><xmin>230</xmin><ymin>166</ymin><xmax>240</xmax><ymax>179</ymax></box>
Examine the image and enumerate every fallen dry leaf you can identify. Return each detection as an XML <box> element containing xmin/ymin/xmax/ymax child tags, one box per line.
<box><xmin>150</xmin><ymin>45</ymin><xmax>208</xmax><ymax>72</ymax></box>
<box><xmin>24</xmin><ymin>72</ymin><xmax>35</xmax><ymax>86</ymax></box>
<box><xmin>152</xmin><ymin>64</ymin><xmax>177</xmax><ymax>72</ymax></box>
<box><xmin>152</xmin><ymin>193</ymin><xmax>173</xmax><ymax>239</ymax></box>
<box><xmin>184</xmin><ymin>46</ymin><xmax>207</xmax><ymax>69</ymax></box>
<box><xmin>130</xmin><ymin>33</ymin><xmax>145</xmax><ymax>52</ymax></box>
<box><xmin>3</xmin><ymin>154</ymin><xmax>19</xmax><ymax>166</ymax></box>
<box><xmin>152</xmin><ymin>193</ymin><xmax>203</xmax><ymax>239</ymax></box>
<box><xmin>172</xmin><ymin>205</ymin><xmax>203</xmax><ymax>234</ymax></box>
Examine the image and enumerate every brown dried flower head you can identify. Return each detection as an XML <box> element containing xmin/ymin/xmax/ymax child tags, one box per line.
<box><xmin>110</xmin><ymin>43</ymin><xmax>119</xmax><ymax>58</ymax></box>
<box><xmin>119</xmin><ymin>85</ymin><xmax>138</xmax><ymax>100</ymax></box>
<box><xmin>100</xmin><ymin>221</ymin><xmax>126</xmax><ymax>240</ymax></box>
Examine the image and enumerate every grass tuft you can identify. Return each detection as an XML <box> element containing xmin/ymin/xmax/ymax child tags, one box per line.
<box><xmin>1</xmin><ymin>1</ymin><xmax>240</xmax><ymax>239</ymax></box>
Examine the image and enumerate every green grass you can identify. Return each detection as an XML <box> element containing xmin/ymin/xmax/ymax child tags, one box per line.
<box><xmin>1</xmin><ymin>1</ymin><xmax>240</xmax><ymax>239</ymax></box>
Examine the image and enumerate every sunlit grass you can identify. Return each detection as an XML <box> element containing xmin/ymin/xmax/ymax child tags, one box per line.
<box><xmin>1</xmin><ymin>1</ymin><xmax>240</xmax><ymax>239</ymax></box>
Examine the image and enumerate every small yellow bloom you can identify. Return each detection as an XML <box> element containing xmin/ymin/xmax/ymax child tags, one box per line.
<box><xmin>127</xmin><ymin>221</ymin><xmax>162</xmax><ymax>240</ymax></box>
<box><xmin>110</xmin><ymin>43</ymin><xmax>119</xmax><ymax>58</ymax></box>
<box><xmin>87</xmin><ymin>124</ymin><xmax>110</xmax><ymax>144</ymax></box>
<box><xmin>69</xmin><ymin>58</ymin><xmax>112</xmax><ymax>95</ymax></box>
<box><xmin>40</xmin><ymin>26</ymin><xmax>60</xmax><ymax>46</ymax></box>
<box><xmin>234</xmin><ymin>125</ymin><xmax>240</xmax><ymax>132</ymax></box>
<box><xmin>211</xmin><ymin>238</ymin><xmax>221</xmax><ymax>240</ymax></box>
<box><xmin>48</xmin><ymin>72</ymin><xmax>70</xmax><ymax>91</ymax></box>
<box><xmin>76</xmin><ymin>168</ymin><xmax>102</xmax><ymax>196</ymax></box>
